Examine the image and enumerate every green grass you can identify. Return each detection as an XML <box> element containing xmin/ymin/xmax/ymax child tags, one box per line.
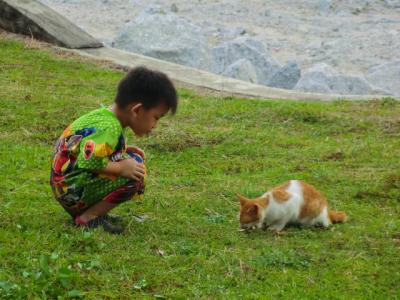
<box><xmin>0</xmin><ymin>36</ymin><xmax>399</xmax><ymax>299</ymax></box>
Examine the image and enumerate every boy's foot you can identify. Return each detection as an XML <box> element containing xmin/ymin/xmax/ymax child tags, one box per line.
<box><xmin>75</xmin><ymin>215</ymin><xmax>124</xmax><ymax>234</ymax></box>
<box><xmin>102</xmin><ymin>214</ymin><xmax>123</xmax><ymax>223</ymax></box>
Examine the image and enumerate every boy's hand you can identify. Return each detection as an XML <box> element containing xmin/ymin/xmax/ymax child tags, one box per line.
<box><xmin>119</xmin><ymin>158</ymin><xmax>146</xmax><ymax>181</ymax></box>
<box><xmin>127</xmin><ymin>145</ymin><xmax>145</xmax><ymax>160</ymax></box>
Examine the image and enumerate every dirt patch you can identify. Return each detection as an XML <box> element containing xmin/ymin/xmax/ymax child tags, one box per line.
<box><xmin>324</xmin><ymin>151</ymin><xmax>345</xmax><ymax>161</ymax></box>
<box><xmin>143</xmin><ymin>132</ymin><xmax>226</xmax><ymax>152</ymax></box>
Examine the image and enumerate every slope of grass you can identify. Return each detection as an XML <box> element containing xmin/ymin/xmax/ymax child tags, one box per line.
<box><xmin>0</xmin><ymin>36</ymin><xmax>399</xmax><ymax>299</ymax></box>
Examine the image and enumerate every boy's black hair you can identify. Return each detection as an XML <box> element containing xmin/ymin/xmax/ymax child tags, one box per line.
<box><xmin>115</xmin><ymin>66</ymin><xmax>178</xmax><ymax>114</ymax></box>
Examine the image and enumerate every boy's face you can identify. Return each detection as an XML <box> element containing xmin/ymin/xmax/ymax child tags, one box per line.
<box><xmin>126</xmin><ymin>102</ymin><xmax>169</xmax><ymax>137</ymax></box>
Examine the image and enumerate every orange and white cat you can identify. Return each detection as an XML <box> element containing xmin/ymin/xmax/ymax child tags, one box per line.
<box><xmin>239</xmin><ymin>180</ymin><xmax>347</xmax><ymax>232</ymax></box>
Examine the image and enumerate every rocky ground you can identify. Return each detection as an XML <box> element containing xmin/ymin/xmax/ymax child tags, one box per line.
<box><xmin>39</xmin><ymin>0</ymin><xmax>400</xmax><ymax>96</ymax></box>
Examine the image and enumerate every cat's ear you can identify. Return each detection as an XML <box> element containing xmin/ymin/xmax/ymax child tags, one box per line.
<box><xmin>238</xmin><ymin>194</ymin><xmax>248</xmax><ymax>206</ymax></box>
<box><xmin>247</xmin><ymin>204</ymin><xmax>259</xmax><ymax>216</ymax></box>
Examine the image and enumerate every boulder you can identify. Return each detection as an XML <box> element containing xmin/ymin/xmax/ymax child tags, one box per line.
<box><xmin>366</xmin><ymin>60</ymin><xmax>400</xmax><ymax>96</ymax></box>
<box><xmin>222</xmin><ymin>59</ymin><xmax>258</xmax><ymax>83</ymax></box>
<box><xmin>295</xmin><ymin>74</ymin><xmax>332</xmax><ymax>94</ymax></box>
<box><xmin>113</xmin><ymin>7</ymin><xmax>211</xmax><ymax>70</ymax></box>
<box><xmin>383</xmin><ymin>0</ymin><xmax>400</xmax><ymax>8</ymax></box>
<box><xmin>328</xmin><ymin>75</ymin><xmax>380</xmax><ymax>95</ymax></box>
<box><xmin>295</xmin><ymin>63</ymin><xmax>383</xmax><ymax>95</ymax></box>
<box><xmin>268</xmin><ymin>61</ymin><xmax>301</xmax><ymax>89</ymax></box>
<box><xmin>211</xmin><ymin>37</ymin><xmax>282</xmax><ymax>86</ymax></box>
<box><xmin>317</xmin><ymin>0</ymin><xmax>333</xmax><ymax>12</ymax></box>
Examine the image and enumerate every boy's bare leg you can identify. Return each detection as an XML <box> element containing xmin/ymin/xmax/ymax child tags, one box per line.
<box><xmin>78</xmin><ymin>201</ymin><xmax>119</xmax><ymax>223</ymax></box>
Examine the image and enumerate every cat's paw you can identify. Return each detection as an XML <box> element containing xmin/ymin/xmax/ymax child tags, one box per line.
<box><xmin>267</xmin><ymin>224</ymin><xmax>286</xmax><ymax>232</ymax></box>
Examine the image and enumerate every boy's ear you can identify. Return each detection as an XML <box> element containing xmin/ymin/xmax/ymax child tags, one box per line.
<box><xmin>130</xmin><ymin>103</ymin><xmax>143</xmax><ymax>116</ymax></box>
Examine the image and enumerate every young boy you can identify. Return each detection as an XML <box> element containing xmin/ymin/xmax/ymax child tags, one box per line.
<box><xmin>50</xmin><ymin>66</ymin><xmax>177</xmax><ymax>234</ymax></box>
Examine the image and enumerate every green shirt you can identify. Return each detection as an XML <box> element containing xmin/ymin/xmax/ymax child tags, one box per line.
<box><xmin>71</xmin><ymin>107</ymin><xmax>125</xmax><ymax>171</ymax></box>
<box><xmin>51</xmin><ymin>106</ymin><xmax>132</xmax><ymax>206</ymax></box>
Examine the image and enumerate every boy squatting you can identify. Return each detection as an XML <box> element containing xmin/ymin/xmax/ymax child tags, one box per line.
<box><xmin>50</xmin><ymin>66</ymin><xmax>178</xmax><ymax>234</ymax></box>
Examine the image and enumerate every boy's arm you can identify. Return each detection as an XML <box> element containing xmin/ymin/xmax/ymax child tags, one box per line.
<box><xmin>95</xmin><ymin>161</ymin><xmax>122</xmax><ymax>177</ymax></box>
<box><xmin>94</xmin><ymin>159</ymin><xmax>145</xmax><ymax>181</ymax></box>
<box><xmin>126</xmin><ymin>145</ymin><xmax>145</xmax><ymax>159</ymax></box>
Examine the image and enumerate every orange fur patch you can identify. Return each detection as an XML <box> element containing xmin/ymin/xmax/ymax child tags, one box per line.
<box><xmin>271</xmin><ymin>181</ymin><xmax>291</xmax><ymax>202</ymax></box>
<box><xmin>329</xmin><ymin>210</ymin><xmax>348</xmax><ymax>223</ymax></box>
<box><xmin>272</xmin><ymin>189</ymin><xmax>291</xmax><ymax>202</ymax></box>
<box><xmin>299</xmin><ymin>181</ymin><xmax>327</xmax><ymax>219</ymax></box>
<box><xmin>275</xmin><ymin>181</ymin><xmax>290</xmax><ymax>191</ymax></box>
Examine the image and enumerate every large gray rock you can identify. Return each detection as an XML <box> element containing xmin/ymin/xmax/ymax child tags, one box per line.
<box><xmin>290</xmin><ymin>63</ymin><xmax>335</xmax><ymax>93</ymax></box>
<box><xmin>307</xmin><ymin>63</ymin><xmax>339</xmax><ymax>76</ymax></box>
<box><xmin>268</xmin><ymin>61</ymin><xmax>301</xmax><ymax>89</ymax></box>
<box><xmin>328</xmin><ymin>75</ymin><xmax>379</xmax><ymax>95</ymax></box>
<box><xmin>295</xmin><ymin>63</ymin><xmax>383</xmax><ymax>95</ymax></box>
<box><xmin>113</xmin><ymin>7</ymin><xmax>211</xmax><ymax>70</ymax></box>
<box><xmin>0</xmin><ymin>0</ymin><xmax>102</xmax><ymax>48</ymax></box>
<box><xmin>366</xmin><ymin>60</ymin><xmax>400</xmax><ymax>96</ymax></box>
<box><xmin>317</xmin><ymin>0</ymin><xmax>333</xmax><ymax>12</ymax></box>
<box><xmin>383</xmin><ymin>0</ymin><xmax>400</xmax><ymax>8</ymax></box>
<box><xmin>211</xmin><ymin>37</ymin><xmax>282</xmax><ymax>86</ymax></box>
<box><xmin>222</xmin><ymin>58</ymin><xmax>258</xmax><ymax>83</ymax></box>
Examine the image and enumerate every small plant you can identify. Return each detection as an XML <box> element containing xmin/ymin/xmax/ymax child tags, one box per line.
<box><xmin>0</xmin><ymin>254</ymin><xmax>84</xmax><ymax>299</ymax></box>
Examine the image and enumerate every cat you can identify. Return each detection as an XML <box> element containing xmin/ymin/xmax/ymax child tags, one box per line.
<box><xmin>239</xmin><ymin>180</ymin><xmax>347</xmax><ymax>232</ymax></box>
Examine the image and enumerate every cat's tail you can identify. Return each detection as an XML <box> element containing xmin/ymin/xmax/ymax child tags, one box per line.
<box><xmin>329</xmin><ymin>210</ymin><xmax>348</xmax><ymax>223</ymax></box>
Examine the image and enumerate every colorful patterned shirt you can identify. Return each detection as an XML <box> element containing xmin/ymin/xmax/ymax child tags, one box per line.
<box><xmin>50</xmin><ymin>107</ymin><xmax>138</xmax><ymax>208</ymax></box>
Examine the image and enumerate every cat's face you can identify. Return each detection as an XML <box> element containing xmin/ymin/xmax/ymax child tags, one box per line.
<box><xmin>238</xmin><ymin>195</ymin><xmax>269</xmax><ymax>229</ymax></box>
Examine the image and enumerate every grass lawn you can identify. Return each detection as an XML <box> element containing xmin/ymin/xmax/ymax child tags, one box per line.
<box><xmin>0</xmin><ymin>35</ymin><xmax>399</xmax><ymax>299</ymax></box>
